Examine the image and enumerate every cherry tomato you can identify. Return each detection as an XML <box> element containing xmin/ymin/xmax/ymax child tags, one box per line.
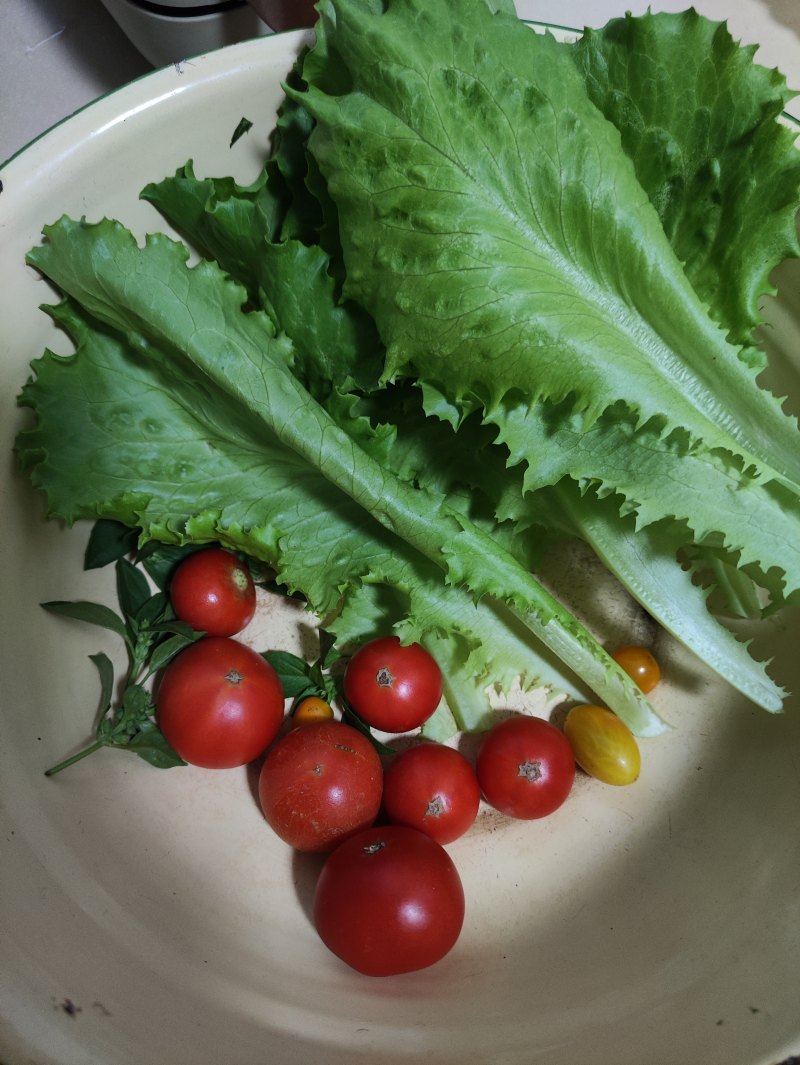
<box><xmin>169</xmin><ymin>547</ymin><xmax>256</xmax><ymax>637</ymax></box>
<box><xmin>382</xmin><ymin>742</ymin><xmax>480</xmax><ymax>845</ymax></box>
<box><xmin>343</xmin><ymin>636</ymin><xmax>443</xmax><ymax>733</ymax></box>
<box><xmin>292</xmin><ymin>695</ymin><xmax>335</xmax><ymax>727</ymax></box>
<box><xmin>258</xmin><ymin>720</ymin><xmax>383</xmax><ymax>852</ymax></box>
<box><xmin>314</xmin><ymin>824</ymin><xmax>465</xmax><ymax>976</ymax></box>
<box><xmin>156</xmin><ymin>636</ymin><xmax>284</xmax><ymax>769</ymax></box>
<box><xmin>476</xmin><ymin>715</ymin><xmax>575</xmax><ymax>820</ymax></box>
<box><xmin>564</xmin><ymin>703</ymin><xmax>641</xmax><ymax>786</ymax></box>
<box><xmin>611</xmin><ymin>645</ymin><xmax>661</xmax><ymax>693</ymax></box>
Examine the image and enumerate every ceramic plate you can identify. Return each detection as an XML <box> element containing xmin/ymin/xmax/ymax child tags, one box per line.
<box><xmin>1</xmin><ymin>21</ymin><xmax>799</xmax><ymax>1065</ymax></box>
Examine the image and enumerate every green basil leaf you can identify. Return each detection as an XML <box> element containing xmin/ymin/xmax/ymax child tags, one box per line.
<box><xmin>125</xmin><ymin>721</ymin><xmax>187</xmax><ymax>768</ymax></box>
<box><xmin>147</xmin><ymin>632</ymin><xmax>201</xmax><ymax>675</ymax></box>
<box><xmin>261</xmin><ymin>649</ymin><xmax>319</xmax><ymax>698</ymax></box>
<box><xmin>135</xmin><ymin>590</ymin><xmax>169</xmax><ymax>628</ymax></box>
<box><xmin>84</xmin><ymin>519</ymin><xmax>138</xmax><ymax>570</ymax></box>
<box><xmin>42</xmin><ymin>599</ymin><xmax>128</xmax><ymax>642</ymax></box>
<box><xmin>116</xmin><ymin>557</ymin><xmax>153</xmax><ymax>620</ymax></box>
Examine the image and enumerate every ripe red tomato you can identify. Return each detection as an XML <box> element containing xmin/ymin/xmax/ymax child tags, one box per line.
<box><xmin>382</xmin><ymin>742</ymin><xmax>480</xmax><ymax>844</ymax></box>
<box><xmin>156</xmin><ymin>636</ymin><xmax>284</xmax><ymax>769</ymax></box>
<box><xmin>258</xmin><ymin>721</ymin><xmax>383</xmax><ymax>852</ymax></box>
<box><xmin>343</xmin><ymin>636</ymin><xmax>443</xmax><ymax>733</ymax></box>
<box><xmin>314</xmin><ymin>825</ymin><xmax>465</xmax><ymax>976</ymax></box>
<box><xmin>476</xmin><ymin>715</ymin><xmax>575</xmax><ymax>820</ymax></box>
<box><xmin>169</xmin><ymin>547</ymin><xmax>256</xmax><ymax>637</ymax></box>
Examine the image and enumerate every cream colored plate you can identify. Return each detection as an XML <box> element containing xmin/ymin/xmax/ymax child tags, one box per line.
<box><xmin>1</xmin><ymin>22</ymin><xmax>799</xmax><ymax>1065</ymax></box>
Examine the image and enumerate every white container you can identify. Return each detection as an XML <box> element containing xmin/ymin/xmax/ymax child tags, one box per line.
<box><xmin>99</xmin><ymin>0</ymin><xmax>273</xmax><ymax>67</ymax></box>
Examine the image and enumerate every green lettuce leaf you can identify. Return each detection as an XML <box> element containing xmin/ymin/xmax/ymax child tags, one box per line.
<box><xmin>572</xmin><ymin>8</ymin><xmax>800</xmax><ymax>357</ymax></box>
<box><xmin>18</xmin><ymin>217</ymin><xmax>662</xmax><ymax>735</ymax></box>
<box><xmin>297</xmin><ymin>0</ymin><xmax>800</xmax><ymax>496</ymax></box>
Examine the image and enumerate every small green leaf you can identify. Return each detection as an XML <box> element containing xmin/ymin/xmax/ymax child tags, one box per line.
<box><xmin>42</xmin><ymin>599</ymin><xmax>128</xmax><ymax>642</ymax></box>
<box><xmin>125</xmin><ymin>721</ymin><xmax>187</xmax><ymax>768</ymax></box>
<box><xmin>138</xmin><ymin>542</ymin><xmax>201</xmax><ymax>590</ymax></box>
<box><xmin>146</xmin><ymin>632</ymin><xmax>201</xmax><ymax>675</ymax></box>
<box><xmin>134</xmin><ymin>590</ymin><xmax>170</xmax><ymax>628</ymax></box>
<box><xmin>262</xmin><ymin>649</ymin><xmax>320</xmax><ymax>698</ymax></box>
<box><xmin>84</xmin><ymin>519</ymin><xmax>138</xmax><ymax>570</ymax></box>
<box><xmin>116</xmin><ymin>557</ymin><xmax>153</xmax><ymax>620</ymax></box>
<box><xmin>89</xmin><ymin>651</ymin><xmax>115</xmax><ymax>715</ymax></box>
<box><xmin>229</xmin><ymin>116</ymin><xmax>253</xmax><ymax>148</ymax></box>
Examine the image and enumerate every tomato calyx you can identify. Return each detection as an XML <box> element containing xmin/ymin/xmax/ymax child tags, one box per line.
<box><xmin>518</xmin><ymin>759</ymin><xmax>543</xmax><ymax>782</ymax></box>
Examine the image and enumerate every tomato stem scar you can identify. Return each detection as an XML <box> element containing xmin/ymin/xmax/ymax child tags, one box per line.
<box><xmin>225</xmin><ymin>669</ymin><xmax>245</xmax><ymax>684</ymax></box>
<box><xmin>518</xmin><ymin>760</ymin><xmax>542</xmax><ymax>782</ymax></box>
<box><xmin>363</xmin><ymin>840</ymin><xmax>386</xmax><ymax>855</ymax></box>
<box><xmin>376</xmin><ymin>666</ymin><xmax>394</xmax><ymax>687</ymax></box>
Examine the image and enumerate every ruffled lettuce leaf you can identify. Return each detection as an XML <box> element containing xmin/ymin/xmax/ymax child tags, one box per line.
<box><xmin>18</xmin><ymin>217</ymin><xmax>661</xmax><ymax>734</ymax></box>
<box><xmin>297</xmin><ymin>0</ymin><xmax>800</xmax><ymax>495</ymax></box>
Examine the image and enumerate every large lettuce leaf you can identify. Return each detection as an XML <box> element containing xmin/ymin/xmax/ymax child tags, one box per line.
<box><xmin>18</xmin><ymin>217</ymin><xmax>661</xmax><ymax>734</ymax></box>
<box><xmin>297</xmin><ymin>0</ymin><xmax>800</xmax><ymax>496</ymax></box>
<box><xmin>572</xmin><ymin>8</ymin><xmax>800</xmax><ymax>357</ymax></box>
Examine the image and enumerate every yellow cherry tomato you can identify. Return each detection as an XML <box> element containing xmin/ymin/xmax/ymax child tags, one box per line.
<box><xmin>292</xmin><ymin>696</ymin><xmax>335</xmax><ymax>727</ymax></box>
<box><xmin>564</xmin><ymin>703</ymin><xmax>641</xmax><ymax>786</ymax></box>
<box><xmin>611</xmin><ymin>645</ymin><xmax>661</xmax><ymax>694</ymax></box>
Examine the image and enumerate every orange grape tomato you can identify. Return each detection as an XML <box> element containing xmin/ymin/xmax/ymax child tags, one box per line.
<box><xmin>564</xmin><ymin>704</ymin><xmax>641</xmax><ymax>786</ymax></box>
<box><xmin>292</xmin><ymin>695</ymin><xmax>335</xmax><ymax>727</ymax></box>
<box><xmin>611</xmin><ymin>644</ymin><xmax>661</xmax><ymax>693</ymax></box>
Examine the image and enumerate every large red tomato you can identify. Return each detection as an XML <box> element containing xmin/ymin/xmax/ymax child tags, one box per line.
<box><xmin>314</xmin><ymin>825</ymin><xmax>465</xmax><ymax>976</ymax></box>
<box><xmin>156</xmin><ymin>637</ymin><xmax>284</xmax><ymax>769</ymax></box>
<box><xmin>343</xmin><ymin>636</ymin><xmax>443</xmax><ymax>733</ymax></box>
<box><xmin>382</xmin><ymin>742</ymin><xmax>480</xmax><ymax>844</ymax></box>
<box><xmin>169</xmin><ymin>547</ymin><xmax>256</xmax><ymax>637</ymax></box>
<box><xmin>258</xmin><ymin>721</ymin><xmax>383</xmax><ymax>852</ymax></box>
<box><xmin>476</xmin><ymin>715</ymin><xmax>575</xmax><ymax>819</ymax></box>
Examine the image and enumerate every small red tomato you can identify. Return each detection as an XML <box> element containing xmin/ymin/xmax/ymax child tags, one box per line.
<box><xmin>343</xmin><ymin>636</ymin><xmax>443</xmax><ymax>733</ymax></box>
<box><xmin>258</xmin><ymin>721</ymin><xmax>383</xmax><ymax>852</ymax></box>
<box><xmin>383</xmin><ymin>742</ymin><xmax>480</xmax><ymax>844</ymax></box>
<box><xmin>156</xmin><ymin>636</ymin><xmax>284</xmax><ymax>769</ymax></box>
<box><xmin>314</xmin><ymin>825</ymin><xmax>465</xmax><ymax>976</ymax></box>
<box><xmin>169</xmin><ymin>547</ymin><xmax>256</xmax><ymax>637</ymax></box>
<box><xmin>611</xmin><ymin>645</ymin><xmax>661</xmax><ymax>693</ymax></box>
<box><xmin>476</xmin><ymin>715</ymin><xmax>575</xmax><ymax>820</ymax></box>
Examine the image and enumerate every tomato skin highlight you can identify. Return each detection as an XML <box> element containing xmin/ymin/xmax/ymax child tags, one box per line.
<box><xmin>169</xmin><ymin>547</ymin><xmax>256</xmax><ymax>637</ymax></box>
<box><xmin>314</xmin><ymin>825</ymin><xmax>465</xmax><ymax>976</ymax></box>
<box><xmin>564</xmin><ymin>703</ymin><xmax>641</xmax><ymax>786</ymax></box>
<box><xmin>343</xmin><ymin>636</ymin><xmax>443</xmax><ymax>733</ymax></box>
<box><xmin>382</xmin><ymin>742</ymin><xmax>480</xmax><ymax>844</ymax></box>
<box><xmin>476</xmin><ymin>715</ymin><xmax>575</xmax><ymax>820</ymax></box>
<box><xmin>611</xmin><ymin>645</ymin><xmax>661</xmax><ymax>694</ymax></box>
<box><xmin>156</xmin><ymin>636</ymin><xmax>284</xmax><ymax>769</ymax></box>
<box><xmin>258</xmin><ymin>721</ymin><xmax>383</xmax><ymax>852</ymax></box>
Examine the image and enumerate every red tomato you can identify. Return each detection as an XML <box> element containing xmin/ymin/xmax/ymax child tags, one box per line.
<box><xmin>382</xmin><ymin>742</ymin><xmax>480</xmax><ymax>844</ymax></box>
<box><xmin>314</xmin><ymin>825</ymin><xmax>465</xmax><ymax>976</ymax></box>
<box><xmin>169</xmin><ymin>547</ymin><xmax>256</xmax><ymax>637</ymax></box>
<box><xmin>343</xmin><ymin>636</ymin><xmax>443</xmax><ymax>733</ymax></box>
<box><xmin>156</xmin><ymin>637</ymin><xmax>284</xmax><ymax>769</ymax></box>
<box><xmin>258</xmin><ymin>721</ymin><xmax>383</xmax><ymax>852</ymax></box>
<box><xmin>476</xmin><ymin>715</ymin><xmax>575</xmax><ymax>819</ymax></box>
